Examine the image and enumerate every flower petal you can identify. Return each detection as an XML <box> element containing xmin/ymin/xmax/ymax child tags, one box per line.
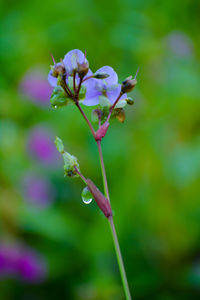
<box><xmin>48</xmin><ymin>71</ymin><xmax>57</xmax><ymax>87</ymax></box>
<box><xmin>120</xmin><ymin>92</ymin><xmax>128</xmax><ymax>100</ymax></box>
<box><xmin>106</xmin><ymin>84</ymin><xmax>121</xmax><ymax>104</ymax></box>
<box><xmin>63</xmin><ymin>49</ymin><xmax>88</xmax><ymax>75</ymax></box>
<box><xmin>96</xmin><ymin>66</ymin><xmax>118</xmax><ymax>86</ymax></box>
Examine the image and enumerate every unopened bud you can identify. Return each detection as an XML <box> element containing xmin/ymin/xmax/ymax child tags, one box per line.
<box><xmin>126</xmin><ymin>97</ymin><xmax>134</xmax><ymax>105</ymax></box>
<box><xmin>63</xmin><ymin>152</ymin><xmax>80</xmax><ymax>177</ymax></box>
<box><xmin>50</xmin><ymin>86</ymin><xmax>71</xmax><ymax>108</ymax></box>
<box><xmin>77</xmin><ymin>61</ymin><xmax>89</xmax><ymax>78</ymax></box>
<box><xmin>55</xmin><ymin>136</ymin><xmax>64</xmax><ymax>153</ymax></box>
<box><xmin>115</xmin><ymin>108</ymin><xmax>126</xmax><ymax>123</ymax></box>
<box><xmin>94</xmin><ymin>72</ymin><xmax>109</xmax><ymax>79</ymax></box>
<box><xmin>51</xmin><ymin>63</ymin><xmax>66</xmax><ymax>78</ymax></box>
<box><xmin>95</xmin><ymin>121</ymin><xmax>109</xmax><ymax>141</ymax></box>
<box><xmin>55</xmin><ymin>137</ymin><xmax>80</xmax><ymax>178</ymax></box>
<box><xmin>86</xmin><ymin>178</ymin><xmax>112</xmax><ymax>218</ymax></box>
<box><xmin>121</xmin><ymin>76</ymin><xmax>137</xmax><ymax>93</ymax></box>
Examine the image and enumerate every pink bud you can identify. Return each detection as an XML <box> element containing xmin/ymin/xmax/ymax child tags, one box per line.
<box><xmin>86</xmin><ymin>179</ymin><xmax>112</xmax><ymax>218</ymax></box>
<box><xmin>95</xmin><ymin>121</ymin><xmax>109</xmax><ymax>141</ymax></box>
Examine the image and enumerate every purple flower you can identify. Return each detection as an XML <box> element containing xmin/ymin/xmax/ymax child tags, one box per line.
<box><xmin>27</xmin><ymin>126</ymin><xmax>61</xmax><ymax>167</ymax></box>
<box><xmin>82</xmin><ymin>66</ymin><xmax>127</xmax><ymax>106</ymax></box>
<box><xmin>0</xmin><ymin>243</ymin><xmax>47</xmax><ymax>283</ymax></box>
<box><xmin>63</xmin><ymin>49</ymin><xmax>88</xmax><ymax>75</ymax></box>
<box><xmin>48</xmin><ymin>49</ymin><xmax>90</xmax><ymax>88</ymax></box>
<box><xmin>48</xmin><ymin>49</ymin><xmax>127</xmax><ymax>107</ymax></box>
<box><xmin>22</xmin><ymin>173</ymin><xmax>55</xmax><ymax>208</ymax></box>
<box><xmin>20</xmin><ymin>68</ymin><xmax>53</xmax><ymax>107</ymax></box>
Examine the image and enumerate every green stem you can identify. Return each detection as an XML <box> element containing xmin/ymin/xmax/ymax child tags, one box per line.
<box><xmin>108</xmin><ymin>216</ymin><xmax>132</xmax><ymax>300</ymax></box>
<box><xmin>97</xmin><ymin>140</ymin><xmax>132</xmax><ymax>300</ymax></box>
<box><xmin>96</xmin><ymin>140</ymin><xmax>110</xmax><ymax>202</ymax></box>
<box><xmin>75</xmin><ymin>91</ymin><xmax>132</xmax><ymax>299</ymax></box>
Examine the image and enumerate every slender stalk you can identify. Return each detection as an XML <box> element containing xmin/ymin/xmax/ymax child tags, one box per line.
<box><xmin>106</xmin><ymin>92</ymin><xmax>123</xmax><ymax>122</ymax></box>
<box><xmin>73</xmin><ymin>71</ymin><xmax>77</xmax><ymax>94</ymax></box>
<box><xmin>82</xmin><ymin>75</ymin><xmax>94</xmax><ymax>82</ymax></box>
<box><xmin>75</xmin><ymin>83</ymin><xmax>132</xmax><ymax>299</ymax></box>
<box><xmin>109</xmin><ymin>217</ymin><xmax>132</xmax><ymax>300</ymax></box>
<box><xmin>96</xmin><ymin>140</ymin><xmax>110</xmax><ymax>202</ymax></box>
<box><xmin>75</xmin><ymin>102</ymin><xmax>96</xmax><ymax>139</ymax></box>
<box><xmin>97</xmin><ymin>140</ymin><xmax>132</xmax><ymax>300</ymax></box>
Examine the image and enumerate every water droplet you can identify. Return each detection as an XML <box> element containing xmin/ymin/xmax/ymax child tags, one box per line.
<box><xmin>81</xmin><ymin>186</ymin><xmax>93</xmax><ymax>205</ymax></box>
<box><xmin>54</xmin><ymin>105</ymin><xmax>57</xmax><ymax>109</ymax></box>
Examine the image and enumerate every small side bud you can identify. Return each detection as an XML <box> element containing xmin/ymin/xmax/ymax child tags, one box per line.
<box><xmin>51</xmin><ymin>63</ymin><xmax>66</xmax><ymax>78</ymax></box>
<box><xmin>86</xmin><ymin>178</ymin><xmax>112</xmax><ymax>218</ymax></box>
<box><xmin>115</xmin><ymin>108</ymin><xmax>126</xmax><ymax>123</ymax></box>
<box><xmin>50</xmin><ymin>86</ymin><xmax>71</xmax><ymax>108</ymax></box>
<box><xmin>63</xmin><ymin>152</ymin><xmax>80</xmax><ymax>177</ymax></box>
<box><xmin>121</xmin><ymin>76</ymin><xmax>137</xmax><ymax>93</ymax></box>
<box><xmin>95</xmin><ymin>121</ymin><xmax>109</xmax><ymax>141</ymax></box>
<box><xmin>55</xmin><ymin>136</ymin><xmax>65</xmax><ymax>153</ymax></box>
<box><xmin>77</xmin><ymin>61</ymin><xmax>89</xmax><ymax>79</ymax></box>
<box><xmin>54</xmin><ymin>137</ymin><xmax>80</xmax><ymax>178</ymax></box>
<box><xmin>126</xmin><ymin>97</ymin><xmax>134</xmax><ymax>105</ymax></box>
<box><xmin>94</xmin><ymin>72</ymin><xmax>109</xmax><ymax>79</ymax></box>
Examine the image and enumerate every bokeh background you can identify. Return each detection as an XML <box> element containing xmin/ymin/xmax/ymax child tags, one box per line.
<box><xmin>0</xmin><ymin>0</ymin><xmax>200</xmax><ymax>299</ymax></box>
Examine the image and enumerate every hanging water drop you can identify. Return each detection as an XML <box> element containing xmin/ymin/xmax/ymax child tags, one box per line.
<box><xmin>54</xmin><ymin>105</ymin><xmax>57</xmax><ymax>109</ymax></box>
<box><xmin>81</xmin><ymin>186</ymin><xmax>93</xmax><ymax>204</ymax></box>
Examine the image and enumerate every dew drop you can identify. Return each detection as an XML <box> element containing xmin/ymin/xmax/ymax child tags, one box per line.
<box><xmin>81</xmin><ymin>186</ymin><xmax>93</xmax><ymax>205</ymax></box>
<box><xmin>54</xmin><ymin>105</ymin><xmax>57</xmax><ymax>109</ymax></box>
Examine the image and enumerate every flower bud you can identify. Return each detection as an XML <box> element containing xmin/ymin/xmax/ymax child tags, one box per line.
<box><xmin>51</xmin><ymin>63</ymin><xmax>66</xmax><ymax>78</ymax></box>
<box><xmin>50</xmin><ymin>86</ymin><xmax>71</xmax><ymax>108</ymax></box>
<box><xmin>95</xmin><ymin>121</ymin><xmax>109</xmax><ymax>141</ymax></box>
<box><xmin>63</xmin><ymin>152</ymin><xmax>80</xmax><ymax>177</ymax></box>
<box><xmin>94</xmin><ymin>72</ymin><xmax>109</xmax><ymax>79</ymax></box>
<box><xmin>126</xmin><ymin>97</ymin><xmax>134</xmax><ymax>105</ymax></box>
<box><xmin>115</xmin><ymin>108</ymin><xmax>126</xmax><ymax>123</ymax></box>
<box><xmin>86</xmin><ymin>178</ymin><xmax>112</xmax><ymax>218</ymax></box>
<box><xmin>54</xmin><ymin>137</ymin><xmax>80</xmax><ymax>178</ymax></box>
<box><xmin>77</xmin><ymin>61</ymin><xmax>89</xmax><ymax>78</ymax></box>
<box><xmin>121</xmin><ymin>76</ymin><xmax>137</xmax><ymax>93</ymax></box>
<box><xmin>55</xmin><ymin>136</ymin><xmax>64</xmax><ymax>153</ymax></box>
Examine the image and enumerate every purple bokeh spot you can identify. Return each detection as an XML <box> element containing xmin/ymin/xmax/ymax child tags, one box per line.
<box><xmin>165</xmin><ymin>30</ymin><xmax>194</xmax><ymax>57</ymax></box>
<box><xmin>27</xmin><ymin>126</ymin><xmax>61</xmax><ymax>166</ymax></box>
<box><xmin>20</xmin><ymin>68</ymin><xmax>53</xmax><ymax>107</ymax></box>
<box><xmin>0</xmin><ymin>244</ymin><xmax>47</xmax><ymax>283</ymax></box>
<box><xmin>22</xmin><ymin>173</ymin><xmax>55</xmax><ymax>207</ymax></box>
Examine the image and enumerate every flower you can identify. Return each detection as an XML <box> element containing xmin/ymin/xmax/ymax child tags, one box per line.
<box><xmin>82</xmin><ymin>66</ymin><xmax>127</xmax><ymax>106</ymax></box>
<box><xmin>20</xmin><ymin>68</ymin><xmax>53</xmax><ymax>107</ymax></box>
<box><xmin>48</xmin><ymin>49</ymin><xmax>90</xmax><ymax>88</ymax></box>
<box><xmin>48</xmin><ymin>50</ymin><xmax>127</xmax><ymax>107</ymax></box>
<box><xmin>63</xmin><ymin>49</ymin><xmax>89</xmax><ymax>75</ymax></box>
<box><xmin>0</xmin><ymin>243</ymin><xmax>47</xmax><ymax>283</ymax></box>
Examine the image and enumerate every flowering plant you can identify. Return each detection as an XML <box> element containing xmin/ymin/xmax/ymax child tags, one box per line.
<box><xmin>48</xmin><ymin>49</ymin><xmax>138</xmax><ymax>299</ymax></box>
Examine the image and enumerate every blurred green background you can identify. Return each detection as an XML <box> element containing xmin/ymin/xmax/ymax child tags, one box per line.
<box><xmin>0</xmin><ymin>0</ymin><xmax>200</xmax><ymax>299</ymax></box>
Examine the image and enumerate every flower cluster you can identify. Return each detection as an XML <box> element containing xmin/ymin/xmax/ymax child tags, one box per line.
<box><xmin>48</xmin><ymin>49</ymin><xmax>137</xmax><ymax>124</ymax></box>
